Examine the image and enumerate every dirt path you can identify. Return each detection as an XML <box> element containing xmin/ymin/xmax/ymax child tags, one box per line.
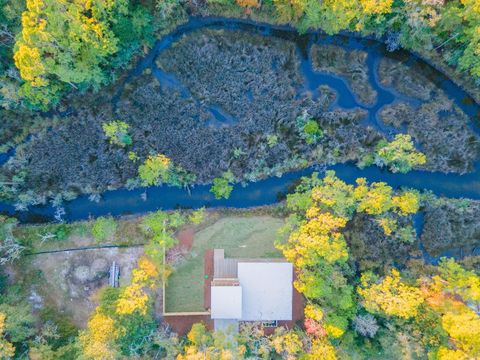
<box><xmin>176</xmin><ymin>226</ymin><xmax>195</xmax><ymax>251</ymax></box>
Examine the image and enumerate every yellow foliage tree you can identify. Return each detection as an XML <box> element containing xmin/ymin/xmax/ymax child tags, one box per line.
<box><xmin>132</xmin><ymin>256</ymin><xmax>160</xmax><ymax>288</ymax></box>
<box><xmin>116</xmin><ymin>283</ymin><xmax>149</xmax><ymax>316</ymax></box>
<box><xmin>138</xmin><ymin>154</ymin><xmax>172</xmax><ymax>185</ymax></box>
<box><xmin>392</xmin><ymin>191</ymin><xmax>421</xmax><ymax>215</ymax></box>
<box><xmin>270</xmin><ymin>328</ymin><xmax>303</xmax><ymax>358</ymax></box>
<box><xmin>354</xmin><ymin>179</ymin><xmax>393</xmax><ymax>215</ymax></box>
<box><xmin>307</xmin><ymin>339</ymin><xmax>337</xmax><ymax>360</ymax></box>
<box><xmin>358</xmin><ymin>269</ymin><xmax>424</xmax><ymax>319</ymax></box>
<box><xmin>0</xmin><ymin>312</ymin><xmax>15</xmax><ymax>359</ymax></box>
<box><xmin>281</xmin><ymin>210</ymin><xmax>349</xmax><ymax>268</ymax></box>
<box><xmin>359</xmin><ymin>0</ymin><xmax>393</xmax><ymax>15</ymax></box>
<box><xmin>434</xmin><ymin>347</ymin><xmax>469</xmax><ymax>360</ymax></box>
<box><xmin>441</xmin><ymin>307</ymin><xmax>480</xmax><ymax>357</ymax></box>
<box><xmin>78</xmin><ymin>312</ymin><xmax>119</xmax><ymax>360</ymax></box>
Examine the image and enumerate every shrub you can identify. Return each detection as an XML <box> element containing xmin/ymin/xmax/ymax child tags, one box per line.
<box><xmin>189</xmin><ymin>208</ymin><xmax>206</xmax><ymax>225</ymax></box>
<box><xmin>296</xmin><ymin>112</ymin><xmax>323</xmax><ymax>144</ymax></box>
<box><xmin>92</xmin><ymin>216</ymin><xmax>117</xmax><ymax>243</ymax></box>
<box><xmin>235</xmin><ymin>0</ymin><xmax>260</xmax><ymax>7</ymax></box>
<box><xmin>102</xmin><ymin>121</ymin><xmax>132</xmax><ymax>147</ymax></box>
<box><xmin>266</xmin><ymin>134</ymin><xmax>279</xmax><ymax>147</ymax></box>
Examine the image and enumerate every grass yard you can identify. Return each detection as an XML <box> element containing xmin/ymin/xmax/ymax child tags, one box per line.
<box><xmin>164</xmin><ymin>215</ymin><xmax>285</xmax><ymax>313</ymax></box>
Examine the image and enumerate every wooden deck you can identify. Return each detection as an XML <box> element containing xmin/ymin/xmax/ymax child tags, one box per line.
<box><xmin>214</xmin><ymin>249</ymin><xmax>239</xmax><ymax>278</ymax></box>
<box><xmin>213</xmin><ymin>249</ymin><xmax>287</xmax><ymax>279</ymax></box>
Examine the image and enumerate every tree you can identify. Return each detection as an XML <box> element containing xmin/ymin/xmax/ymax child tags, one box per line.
<box><xmin>353</xmin><ymin>314</ymin><xmax>379</xmax><ymax>338</ymax></box>
<box><xmin>307</xmin><ymin>339</ymin><xmax>337</xmax><ymax>360</ymax></box>
<box><xmin>0</xmin><ymin>216</ymin><xmax>25</xmax><ymax>265</ymax></box>
<box><xmin>354</xmin><ymin>179</ymin><xmax>394</xmax><ymax>215</ymax></box>
<box><xmin>115</xmin><ymin>283</ymin><xmax>149</xmax><ymax>316</ymax></box>
<box><xmin>392</xmin><ymin>191</ymin><xmax>421</xmax><ymax>216</ymax></box>
<box><xmin>132</xmin><ymin>256</ymin><xmax>159</xmax><ymax>288</ymax></box>
<box><xmin>0</xmin><ymin>303</ymin><xmax>35</xmax><ymax>344</ymax></box>
<box><xmin>102</xmin><ymin>121</ymin><xmax>132</xmax><ymax>147</ymax></box>
<box><xmin>437</xmin><ymin>257</ymin><xmax>480</xmax><ymax>304</ymax></box>
<box><xmin>375</xmin><ymin>134</ymin><xmax>427</xmax><ymax>173</ymax></box>
<box><xmin>0</xmin><ymin>312</ymin><xmax>15</xmax><ymax>359</ymax></box>
<box><xmin>210</xmin><ymin>171</ymin><xmax>234</xmax><ymax>200</ymax></box>
<box><xmin>14</xmin><ymin>0</ymin><xmax>122</xmax><ymax>107</ymax></box>
<box><xmin>78</xmin><ymin>312</ymin><xmax>119</xmax><ymax>360</ymax></box>
<box><xmin>296</xmin><ymin>113</ymin><xmax>323</xmax><ymax>144</ymax></box>
<box><xmin>358</xmin><ymin>269</ymin><xmax>424</xmax><ymax>319</ymax></box>
<box><xmin>270</xmin><ymin>328</ymin><xmax>304</xmax><ymax>358</ymax></box>
<box><xmin>441</xmin><ymin>307</ymin><xmax>480</xmax><ymax>357</ymax></box>
<box><xmin>138</xmin><ymin>154</ymin><xmax>171</xmax><ymax>186</ymax></box>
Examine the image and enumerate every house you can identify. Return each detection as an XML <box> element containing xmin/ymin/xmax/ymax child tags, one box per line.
<box><xmin>209</xmin><ymin>249</ymin><xmax>294</xmax><ymax>331</ymax></box>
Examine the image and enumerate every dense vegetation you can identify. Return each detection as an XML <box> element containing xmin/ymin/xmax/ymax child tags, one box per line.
<box><xmin>1</xmin><ymin>180</ymin><xmax>478</xmax><ymax>359</ymax></box>
<box><xmin>0</xmin><ymin>0</ymin><xmax>480</xmax><ymax>359</ymax></box>
<box><xmin>1</xmin><ymin>0</ymin><xmax>480</xmax><ymax>111</ymax></box>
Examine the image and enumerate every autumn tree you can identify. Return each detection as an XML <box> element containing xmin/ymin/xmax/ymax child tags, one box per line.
<box><xmin>374</xmin><ymin>134</ymin><xmax>427</xmax><ymax>173</ymax></box>
<box><xmin>78</xmin><ymin>312</ymin><xmax>119</xmax><ymax>360</ymax></box>
<box><xmin>138</xmin><ymin>154</ymin><xmax>172</xmax><ymax>186</ymax></box>
<box><xmin>422</xmin><ymin>259</ymin><xmax>480</xmax><ymax>358</ymax></box>
<box><xmin>0</xmin><ymin>312</ymin><xmax>15</xmax><ymax>359</ymax></box>
<box><xmin>278</xmin><ymin>171</ymin><xmax>422</xmax><ymax>347</ymax></box>
<box><xmin>13</xmin><ymin>0</ymin><xmax>153</xmax><ymax>109</ymax></box>
<box><xmin>102</xmin><ymin>121</ymin><xmax>132</xmax><ymax>147</ymax></box>
<box><xmin>358</xmin><ymin>269</ymin><xmax>424</xmax><ymax>319</ymax></box>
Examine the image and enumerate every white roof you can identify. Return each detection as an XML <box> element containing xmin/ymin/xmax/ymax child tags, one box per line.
<box><xmin>238</xmin><ymin>262</ymin><xmax>293</xmax><ymax>321</ymax></box>
<box><xmin>211</xmin><ymin>286</ymin><xmax>242</xmax><ymax>319</ymax></box>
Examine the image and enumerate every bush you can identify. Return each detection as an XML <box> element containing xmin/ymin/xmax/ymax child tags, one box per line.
<box><xmin>296</xmin><ymin>112</ymin><xmax>323</xmax><ymax>145</ymax></box>
<box><xmin>91</xmin><ymin>216</ymin><xmax>117</xmax><ymax>243</ymax></box>
<box><xmin>102</xmin><ymin>121</ymin><xmax>132</xmax><ymax>147</ymax></box>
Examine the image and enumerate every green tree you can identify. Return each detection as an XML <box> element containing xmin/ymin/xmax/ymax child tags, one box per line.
<box><xmin>210</xmin><ymin>171</ymin><xmax>234</xmax><ymax>200</ymax></box>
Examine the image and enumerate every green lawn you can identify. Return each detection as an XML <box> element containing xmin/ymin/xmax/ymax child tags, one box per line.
<box><xmin>164</xmin><ymin>216</ymin><xmax>285</xmax><ymax>313</ymax></box>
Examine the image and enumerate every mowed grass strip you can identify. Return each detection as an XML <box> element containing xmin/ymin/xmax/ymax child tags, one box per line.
<box><xmin>165</xmin><ymin>216</ymin><xmax>284</xmax><ymax>313</ymax></box>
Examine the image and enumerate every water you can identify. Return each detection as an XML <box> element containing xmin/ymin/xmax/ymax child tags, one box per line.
<box><xmin>1</xmin><ymin>17</ymin><xmax>480</xmax><ymax>231</ymax></box>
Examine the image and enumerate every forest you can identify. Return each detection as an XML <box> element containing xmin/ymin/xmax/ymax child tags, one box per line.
<box><xmin>0</xmin><ymin>0</ymin><xmax>480</xmax><ymax>359</ymax></box>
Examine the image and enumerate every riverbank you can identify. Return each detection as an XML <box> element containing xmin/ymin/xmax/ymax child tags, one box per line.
<box><xmin>11</xmin><ymin>198</ymin><xmax>479</xmax><ymax>329</ymax></box>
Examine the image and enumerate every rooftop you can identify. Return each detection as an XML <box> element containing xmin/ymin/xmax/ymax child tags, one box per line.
<box><xmin>210</xmin><ymin>249</ymin><xmax>293</xmax><ymax>322</ymax></box>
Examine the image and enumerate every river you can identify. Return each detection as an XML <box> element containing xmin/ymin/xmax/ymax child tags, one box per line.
<box><xmin>1</xmin><ymin>17</ymin><xmax>479</xmax><ymax>226</ymax></box>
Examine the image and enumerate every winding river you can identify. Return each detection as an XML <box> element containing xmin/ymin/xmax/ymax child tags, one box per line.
<box><xmin>2</xmin><ymin>17</ymin><xmax>480</xmax><ymax>225</ymax></box>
